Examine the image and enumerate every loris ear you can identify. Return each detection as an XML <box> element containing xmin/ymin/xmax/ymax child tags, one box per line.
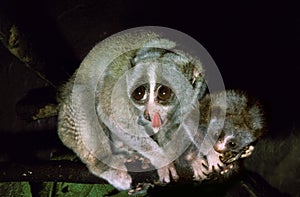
<box><xmin>248</xmin><ymin>105</ymin><xmax>264</xmax><ymax>131</ymax></box>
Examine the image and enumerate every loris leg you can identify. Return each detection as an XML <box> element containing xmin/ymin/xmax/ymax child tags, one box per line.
<box><xmin>241</xmin><ymin>145</ymin><xmax>255</xmax><ymax>158</ymax></box>
<box><xmin>157</xmin><ymin>163</ymin><xmax>179</xmax><ymax>183</ymax></box>
<box><xmin>99</xmin><ymin>168</ymin><xmax>132</xmax><ymax>191</ymax></box>
<box><xmin>87</xmin><ymin>156</ymin><xmax>132</xmax><ymax>191</ymax></box>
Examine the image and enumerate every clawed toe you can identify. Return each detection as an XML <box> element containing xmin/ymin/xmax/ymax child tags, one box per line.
<box><xmin>220</xmin><ymin>163</ymin><xmax>234</xmax><ymax>175</ymax></box>
<box><xmin>202</xmin><ymin>163</ymin><xmax>208</xmax><ymax>169</ymax></box>
<box><xmin>128</xmin><ymin>183</ymin><xmax>153</xmax><ymax>195</ymax></box>
<box><xmin>220</xmin><ymin>168</ymin><xmax>229</xmax><ymax>175</ymax></box>
<box><xmin>241</xmin><ymin>145</ymin><xmax>255</xmax><ymax>158</ymax></box>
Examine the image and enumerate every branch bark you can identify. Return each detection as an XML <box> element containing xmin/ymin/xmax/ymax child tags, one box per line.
<box><xmin>0</xmin><ymin>161</ymin><xmax>107</xmax><ymax>184</ymax></box>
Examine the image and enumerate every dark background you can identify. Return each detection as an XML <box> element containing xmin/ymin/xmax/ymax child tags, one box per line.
<box><xmin>0</xmin><ymin>0</ymin><xmax>298</xmax><ymax>196</ymax></box>
<box><xmin>0</xmin><ymin>0</ymin><xmax>298</xmax><ymax>136</ymax></box>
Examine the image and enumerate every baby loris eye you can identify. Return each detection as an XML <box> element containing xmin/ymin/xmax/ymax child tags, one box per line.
<box><xmin>228</xmin><ymin>141</ymin><xmax>236</xmax><ymax>148</ymax></box>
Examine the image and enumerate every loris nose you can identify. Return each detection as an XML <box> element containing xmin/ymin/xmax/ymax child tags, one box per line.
<box><xmin>144</xmin><ymin>109</ymin><xmax>151</xmax><ymax>121</ymax></box>
<box><xmin>214</xmin><ymin>141</ymin><xmax>224</xmax><ymax>153</ymax></box>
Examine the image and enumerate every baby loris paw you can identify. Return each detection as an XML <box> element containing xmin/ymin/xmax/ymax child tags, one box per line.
<box><xmin>157</xmin><ymin>162</ymin><xmax>179</xmax><ymax>184</ymax></box>
<box><xmin>205</xmin><ymin>149</ymin><xmax>225</xmax><ymax>173</ymax></box>
<box><xmin>241</xmin><ymin>145</ymin><xmax>255</xmax><ymax>158</ymax></box>
<box><xmin>208</xmin><ymin>151</ymin><xmax>237</xmax><ymax>176</ymax></box>
<box><xmin>185</xmin><ymin>151</ymin><xmax>208</xmax><ymax>181</ymax></box>
<box><xmin>220</xmin><ymin>163</ymin><xmax>235</xmax><ymax>175</ymax></box>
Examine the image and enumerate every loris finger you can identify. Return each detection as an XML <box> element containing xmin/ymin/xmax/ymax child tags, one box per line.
<box><xmin>128</xmin><ymin>183</ymin><xmax>153</xmax><ymax>196</ymax></box>
<box><xmin>220</xmin><ymin>163</ymin><xmax>234</xmax><ymax>175</ymax></box>
<box><xmin>206</xmin><ymin>150</ymin><xmax>225</xmax><ymax>172</ymax></box>
<box><xmin>168</xmin><ymin>163</ymin><xmax>179</xmax><ymax>181</ymax></box>
<box><xmin>157</xmin><ymin>163</ymin><xmax>179</xmax><ymax>184</ymax></box>
<box><xmin>241</xmin><ymin>145</ymin><xmax>255</xmax><ymax>158</ymax></box>
<box><xmin>189</xmin><ymin>157</ymin><xmax>208</xmax><ymax>181</ymax></box>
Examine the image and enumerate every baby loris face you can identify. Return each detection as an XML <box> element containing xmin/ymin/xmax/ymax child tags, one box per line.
<box><xmin>213</xmin><ymin>123</ymin><xmax>257</xmax><ymax>163</ymax></box>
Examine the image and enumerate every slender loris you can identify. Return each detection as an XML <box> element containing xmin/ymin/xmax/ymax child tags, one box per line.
<box><xmin>182</xmin><ymin>90</ymin><xmax>265</xmax><ymax>181</ymax></box>
<box><xmin>57</xmin><ymin>28</ymin><xmax>206</xmax><ymax>191</ymax></box>
<box><xmin>126</xmin><ymin>90</ymin><xmax>265</xmax><ymax>194</ymax></box>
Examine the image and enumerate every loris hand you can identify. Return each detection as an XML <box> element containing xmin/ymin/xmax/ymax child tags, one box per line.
<box><xmin>204</xmin><ymin>149</ymin><xmax>235</xmax><ymax>176</ymax></box>
<box><xmin>157</xmin><ymin>163</ymin><xmax>179</xmax><ymax>184</ymax></box>
<box><xmin>204</xmin><ymin>149</ymin><xmax>225</xmax><ymax>173</ymax></box>
<box><xmin>241</xmin><ymin>145</ymin><xmax>255</xmax><ymax>158</ymax></box>
<box><xmin>185</xmin><ymin>151</ymin><xmax>208</xmax><ymax>181</ymax></box>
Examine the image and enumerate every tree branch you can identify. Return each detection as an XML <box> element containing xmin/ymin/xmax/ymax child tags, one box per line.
<box><xmin>0</xmin><ymin>160</ymin><xmax>107</xmax><ymax>184</ymax></box>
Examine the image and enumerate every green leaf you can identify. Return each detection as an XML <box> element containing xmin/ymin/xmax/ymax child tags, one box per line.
<box><xmin>0</xmin><ymin>182</ymin><xmax>32</xmax><ymax>197</ymax></box>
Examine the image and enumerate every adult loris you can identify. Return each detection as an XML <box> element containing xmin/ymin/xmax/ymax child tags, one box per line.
<box><xmin>184</xmin><ymin>90</ymin><xmax>265</xmax><ymax>181</ymax></box>
<box><xmin>57</xmin><ymin>28</ymin><xmax>206</xmax><ymax>191</ymax></box>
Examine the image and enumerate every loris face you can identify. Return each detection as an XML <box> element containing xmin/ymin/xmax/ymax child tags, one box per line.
<box><xmin>128</xmin><ymin>60</ymin><xmax>180</xmax><ymax>134</ymax></box>
<box><xmin>131</xmin><ymin>83</ymin><xmax>176</xmax><ymax>133</ymax></box>
<box><xmin>213</xmin><ymin>123</ymin><xmax>256</xmax><ymax>163</ymax></box>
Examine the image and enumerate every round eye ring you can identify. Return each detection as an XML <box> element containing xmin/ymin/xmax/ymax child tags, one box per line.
<box><xmin>132</xmin><ymin>85</ymin><xmax>146</xmax><ymax>101</ymax></box>
<box><xmin>157</xmin><ymin>85</ymin><xmax>172</xmax><ymax>101</ymax></box>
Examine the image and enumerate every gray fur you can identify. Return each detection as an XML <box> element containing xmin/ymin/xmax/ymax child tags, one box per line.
<box><xmin>182</xmin><ymin>90</ymin><xmax>265</xmax><ymax>181</ymax></box>
<box><xmin>57</xmin><ymin>30</ymin><xmax>206</xmax><ymax>190</ymax></box>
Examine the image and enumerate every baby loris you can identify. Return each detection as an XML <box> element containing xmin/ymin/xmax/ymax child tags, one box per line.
<box><xmin>127</xmin><ymin>90</ymin><xmax>265</xmax><ymax>194</ymax></box>
<box><xmin>183</xmin><ymin>90</ymin><xmax>265</xmax><ymax>181</ymax></box>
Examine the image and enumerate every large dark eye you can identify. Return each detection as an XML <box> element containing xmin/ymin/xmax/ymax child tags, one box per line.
<box><xmin>228</xmin><ymin>141</ymin><xmax>236</xmax><ymax>148</ymax></box>
<box><xmin>157</xmin><ymin>85</ymin><xmax>172</xmax><ymax>101</ymax></box>
<box><xmin>132</xmin><ymin>85</ymin><xmax>147</xmax><ymax>101</ymax></box>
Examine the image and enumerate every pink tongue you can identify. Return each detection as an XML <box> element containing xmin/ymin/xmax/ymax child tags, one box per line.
<box><xmin>152</xmin><ymin>112</ymin><xmax>161</xmax><ymax>129</ymax></box>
